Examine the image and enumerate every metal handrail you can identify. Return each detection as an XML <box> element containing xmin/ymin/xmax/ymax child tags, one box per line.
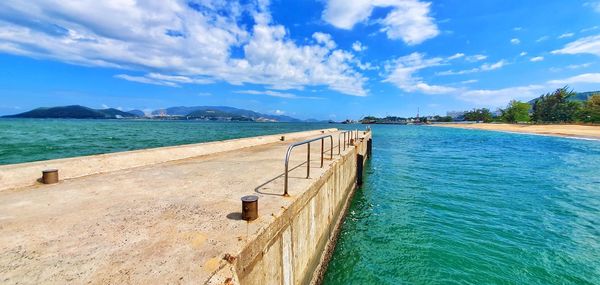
<box><xmin>338</xmin><ymin>130</ymin><xmax>352</xmax><ymax>154</ymax></box>
<box><xmin>284</xmin><ymin>134</ymin><xmax>334</xmax><ymax>196</ymax></box>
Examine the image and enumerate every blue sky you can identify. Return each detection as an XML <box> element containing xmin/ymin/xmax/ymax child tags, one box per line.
<box><xmin>0</xmin><ymin>0</ymin><xmax>599</xmax><ymax>119</ymax></box>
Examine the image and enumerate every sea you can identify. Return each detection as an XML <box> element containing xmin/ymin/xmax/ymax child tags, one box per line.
<box><xmin>1</xmin><ymin>119</ymin><xmax>599</xmax><ymax>284</ymax></box>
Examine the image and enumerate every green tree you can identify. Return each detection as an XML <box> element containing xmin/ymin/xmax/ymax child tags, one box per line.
<box><xmin>532</xmin><ymin>87</ymin><xmax>581</xmax><ymax>123</ymax></box>
<box><xmin>464</xmin><ymin>108</ymin><xmax>492</xmax><ymax>122</ymax></box>
<box><xmin>501</xmin><ymin>100</ymin><xmax>531</xmax><ymax>123</ymax></box>
<box><xmin>579</xmin><ymin>94</ymin><xmax>600</xmax><ymax>123</ymax></box>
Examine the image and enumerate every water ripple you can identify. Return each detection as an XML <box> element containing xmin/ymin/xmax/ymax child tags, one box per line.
<box><xmin>324</xmin><ymin>125</ymin><xmax>600</xmax><ymax>285</ymax></box>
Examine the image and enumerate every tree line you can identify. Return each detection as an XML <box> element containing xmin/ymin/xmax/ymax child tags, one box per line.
<box><xmin>464</xmin><ymin>87</ymin><xmax>600</xmax><ymax>124</ymax></box>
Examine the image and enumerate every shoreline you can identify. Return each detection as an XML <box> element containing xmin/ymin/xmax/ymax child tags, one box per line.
<box><xmin>431</xmin><ymin>123</ymin><xmax>600</xmax><ymax>140</ymax></box>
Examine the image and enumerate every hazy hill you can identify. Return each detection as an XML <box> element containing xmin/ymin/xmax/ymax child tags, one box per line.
<box><xmin>127</xmin><ymin>109</ymin><xmax>146</xmax><ymax>117</ymax></box>
<box><xmin>2</xmin><ymin>105</ymin><xmax>303</xmax><ymax>122</ymax></box>
<box><xmin>3</xmin><ymin>105</ymin><xmax>138</xmax><ymax>119</ymax></box>
<box><xmin>152</xmin><ymin>106</ymin><xmax>300</xmax><ymax>122</ymax></box>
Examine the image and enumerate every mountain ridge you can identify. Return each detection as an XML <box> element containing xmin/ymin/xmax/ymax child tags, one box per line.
<box><xmin>2</xmin><ymin>105</ymin><xmax>303</xmax><ymax>122</ymax></box>
<box><xmin>2</xmin><ymin>105</ymin><xmax>137</xmax><ymax>119</ymax></box>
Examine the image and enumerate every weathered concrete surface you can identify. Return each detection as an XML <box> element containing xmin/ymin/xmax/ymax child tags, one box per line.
<box><xmin>0</xmin><ymin>128</ymin><xmax>371</xmax><ymax>284</ymax></box>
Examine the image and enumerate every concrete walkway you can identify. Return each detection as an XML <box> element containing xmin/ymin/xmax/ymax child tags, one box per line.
<box><xmin>0</xmin><ymin>129</ymin><xmax>357</xmax><ymax>284</ymax></box>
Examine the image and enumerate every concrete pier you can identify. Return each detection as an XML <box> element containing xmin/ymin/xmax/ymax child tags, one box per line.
<box><xmin>0</xmin><ymin>128</ymin><xmax>371</xmax><ymax>284</ymax></box>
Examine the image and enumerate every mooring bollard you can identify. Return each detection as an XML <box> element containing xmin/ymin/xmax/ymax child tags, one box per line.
<box><xmin>42</xmin><ymin>169</ymin><xmax>59</xmax><ymax>184</ymax></box>
<box><xmin>280</xmin><ymin>136</ymin><xmax>285</xmax><ymax>141</ymax></box>
<box><xmin>241</xmin><ymin>195</ymin><xmax>258</xmax><ymax>221</ymax></box>
<box><xmin>350</xmin><ymin>138</ymin><xmax>354</xmax><ymax>146</ymax></box>
<box><xmin>357</xmin><ymin>154</ymin><xmax>364</xmax><ymax>186</ymax></box>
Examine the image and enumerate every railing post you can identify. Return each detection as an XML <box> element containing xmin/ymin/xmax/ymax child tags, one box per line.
<box><xmin>320</xmin><ymin>138</ymin><xmax>324</xmax><ymax>167</ymax></box>
<box><xmin>343</xmin><ymin>132</ymin><xmax>346</xmax><ymax>150</ymax></box>
<box><xmin>307</xmin><ymin>143</ymin><xmax>310</xmax><ymax>178</ymax></box>
<box><xmin>338</xmin><ymin>135</ymin><xmax>341</xmax><ymax>155</ymax></box>
<box><xmin>330</xmin><ymin>137</ymin><xmax>333</xmax><ymax>160</ymax></box>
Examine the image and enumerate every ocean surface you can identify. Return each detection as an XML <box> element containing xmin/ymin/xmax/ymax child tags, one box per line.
<box><xmin>2</xmin><ymin>119</ymin><xmax>599</xmax><ymax>284</ymax></box>
<box><xmin>323</xmin><ymin>125</ymin><xmax>600</xmax><ymax>285</ymax></box>
<box><xmin>0</xmin><ymin>119</ymin><xmax>336</xmax><ymax>165</ymax></box>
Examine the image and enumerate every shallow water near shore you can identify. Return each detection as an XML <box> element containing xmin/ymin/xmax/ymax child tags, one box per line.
<box><xmin>323</xmin><ymin>125</ymin><xmax>600</xmax><ymax>284</ymax></box>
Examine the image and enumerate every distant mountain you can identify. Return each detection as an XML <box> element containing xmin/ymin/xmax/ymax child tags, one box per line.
<box><xmin>187</xmin><ymin>109</ymin><xmax>253</xmax><ymax>121</ymax></box>
<box><xmin>573</xmin><ymin>91</ymin><xmax>600</xmax><ymax>101</ymax></box>
<box><xmin>528</xmin><ymin>91</ymin><xmax>599</xmax><ymax>105</ymax></box>
<box><xmin>127</xmin><ymin>109</ymin><xmax>146</xmax><ymax>117</ymax></box>
<box><xmin>152</xmin><ymin>106</ymin><xmax>301</xmax><ymax>122</ymax></box>
<box><xmin>2</xmin><ymin>105</ymin><xmax>304</xmax><ymax>122</ymax></box>
<box><xmin>2</xmin><ymin>105</ymin><xmax>139</xmax><ymax>119</ymax></box>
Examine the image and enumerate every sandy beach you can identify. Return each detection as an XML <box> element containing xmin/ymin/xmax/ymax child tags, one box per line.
<box><xmin>432</xmin><ymin>123</ymin><xmax>600</xmax><ymax>140</ymax></box>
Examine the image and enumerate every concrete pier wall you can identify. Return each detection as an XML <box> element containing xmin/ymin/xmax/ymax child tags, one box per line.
<box><xmin>230</xmin><ymin>132</ymin><xmax>371</xmax><ymax>285</ymax></box>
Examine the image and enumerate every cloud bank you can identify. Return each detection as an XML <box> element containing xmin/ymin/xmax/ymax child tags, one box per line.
<box><xmin>0</xmin><ymin>0</ymin><xmax>367</xmax><ymax>96</ymax></box>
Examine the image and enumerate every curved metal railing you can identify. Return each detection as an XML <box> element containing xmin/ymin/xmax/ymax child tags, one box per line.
<box><xmin>283</xmin><ymin>134</ymin><xmax>333</xmax><ymax>196</ymax></box>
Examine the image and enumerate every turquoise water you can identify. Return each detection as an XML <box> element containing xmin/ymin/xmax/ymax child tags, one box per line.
<box><xmin>0</xmin><ymin>119</ymin><xmax>336</xmax><ymax>165</ymax></box>
<box><xmin>324</xmin><ymin>125</ymin><xmax>600</xmax><ymax>284</ymax></box>
<box><xmin>2</xmin><ymin>120</ymin><xmax>599</xmax><ymax>284</ymax></box>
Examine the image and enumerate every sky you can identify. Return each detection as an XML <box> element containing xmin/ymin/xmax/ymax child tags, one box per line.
<box><xmin>0</xmin><ymin>0</ymin><xmax>599</xmax><ymax>120</ymax></box>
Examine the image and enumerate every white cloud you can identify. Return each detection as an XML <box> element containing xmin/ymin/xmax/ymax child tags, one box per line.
<box><xmin>547</xmin><ymin>73</ymin><xmax>600</xmax><ymax>85</ymax></box>
<box><xmin>458</xmin><ymin>72</ymin><xmax>600</xmax><ymax>106</ymax></box>
<box><xmin>567</xmin><ymin>62</ymin><xmax>592</xmax><ymax>69</ymax></box>
<box><xmin>581</xmin><ymin>26</ymin><xmax>599</xmax><ymax>33</ymax></box>
<box><xmin>436</xmin><ymin>59</ymin><xmax>507</xmax><ymax>76</ymax></box>
<box><xmin>322</xmin><ymin>0</ymin><xmax>439</xmax><ymax>45</ymax></box>
<box><xmin>115</xmin><ymin>74</ymin><xmax>179</xmax><ymax>87</ymax></box>
<box><xmin>465</xmin><ymin>54</ymin><xmax>487</xmax><ymax>62</ymax></box>
<box><xmin>583</xmin><ymin>1</ymin><xmax>600</xmax><ymax>13</ymax></box>
<box><xmin>519</xmin><ymin>51</ymin><xmax>528</xmax><ymax>56</ymax></box>
<box><xmin>552</xmin><ymin>35</ymin><xmax>600</xmax><ymax>57</ymax></box>
<box><xmin>273</xmin><ymin>109</ymin><xmax>285</xmax><ymax>115</ymax></box>
<box><xmin>513</xmin><ymin>27</ymin><xmax>523</xmax><ymax>31</ymax></box>
<box><xmin>558</xmin><ymin>33</ymin><xmax>574</xmax><ymax>39</ymax></box>
<box><xmin>313</xmin><ymin>32</ymin><xmax>336</xmax><ymax>49</ymax></box>
<box><xmin>510</xmin><ymin>38</ymin><xmax>520</xmax><ymax>45</ymax></box>
<box><xmin>460</xmin><ymin>79</ymin><xmax>478</xmax><ymax>84</ymax></box>
<box><xmin>0</xmin><ymin>0</ymin><xmax>368</xmax><ymax>96</ymax></box>
<box><xmin>480</xmin><ymin>60</ymin><xmax>508</xmax><ymax>71</ymax></box>
<box><xmin>459</xmin><ymin>85</ymin><xmax>544</xmax><ymax>105</ymax></box>
<box><xmin>352</xmin><ymin>41</ymin><xmax>367</xmax><ymax>52</ymax></box>
<box><xmin>536</xmin><ymin>36</ymin><xmax>549</xmax><ymax>42</ymax></box>
<box><xmin>530</xmin><ymin>56</ymin><xmax>544</xmax><ymax>62</ymax></box>
<box><xmin>447</xmin><ymin>53</ymin><xmax>465</xmax><ymax>60</ymax></box>
<box><xmin>383</xmin><ymin>52</ymin><xmax>456</xmax><ymax>94</ymax></box>
<box><xmin>235</xmin><ymin>90</ymin><xmax>323</xmax><ymax>99</ymax></box>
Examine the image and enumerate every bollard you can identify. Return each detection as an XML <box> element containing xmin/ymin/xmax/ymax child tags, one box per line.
<box><xmin>357</xmin><ymin>154</ymin><xmax>364</xmax><ymax>186</ymax></box>
<box><xmin>280</xmin><ymin>136</ymin><xmax>285</xmax><ymax>141</ymax></box>
<box><xmin>42</xmin><ymin>169</ymin><xmax>59</xmax><ymax>184</ymax></box>
<box><xmin>241</xmin><ymin>195</ymin><xmax>258</xmax><ymax>221</ymax></box>
<box><xmin>350</xmin><ymin>138</ymin><xmax>354</xmax><ymax>146</ymax></box>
